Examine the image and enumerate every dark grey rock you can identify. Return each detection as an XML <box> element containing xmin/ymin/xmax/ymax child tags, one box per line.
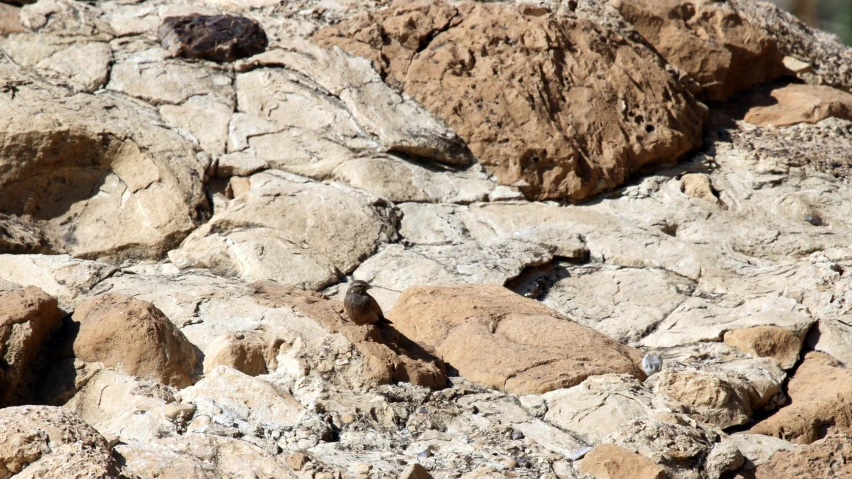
<box><xmin>159</xmin><ymin>14</ymin><xmax>268</xmax><ymax>63</ymax></box>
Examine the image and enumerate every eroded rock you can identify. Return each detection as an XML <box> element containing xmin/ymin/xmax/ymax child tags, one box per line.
<box><xmin>315</xmin><ymin>0</ymin><xmax>705</xmax><ymax>201</ymax></box>
<box><xmin>753</xmin><ymin>433</ymin><xmax>852</xmax><ymax>479</ymax></box>
<box><xmin>69</xmin><ymin>293</ymin><xmax>199</xmax><ymax>388</ymax></box>
<box><xmin>743</xmin><ymin>84</ymin><xmax>852</xmax><ymax>127</ymax></box>
<box><xmin>389</xmin><ymin>284</ymin><xmax>645</xmax><ymax>395</ymax></box>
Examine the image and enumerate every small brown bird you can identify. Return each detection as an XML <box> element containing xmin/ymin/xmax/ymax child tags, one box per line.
<box><xmin>343</xmin><ymin>280</ymin><xmax>386</xmax><ymax>325</ymax></box>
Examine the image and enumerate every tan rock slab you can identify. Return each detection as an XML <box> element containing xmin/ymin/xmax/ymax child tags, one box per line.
<box><xmin>754</xmin><ymin>434</ymin><xmax>852</xmax><ymax>479</ymax></box>
<box><xmin>724</xmin><ymin>326</ymin><xmax>803</xmax><ymax>370</ymax></box>
<box><xmin>71</xmin><ymin>293</ymin><xmax>199</xmax><ymax>388</ymax></box>
<box><xmin>750</xmin><ymin>352</ymin><xmax>852</xmax><ymax>443</ymax></box>
<box><xmin>744</xmin><ymin>84</ymin><xmax>852</xmax><ymax>127</ymax></box>
<box><xmin>389</xmin><ymin>284</ymin><xmax>646</xmax><ymax>395</ymax></box>
<box><xmin>579</xmin><ymin>444</ymin><xmax>667</xmax><ymax>479</ymax></box>
<box><xmin>400</xmin><ymin>464</ymin><xmax>434</xmax><ymax>479</ymax></box>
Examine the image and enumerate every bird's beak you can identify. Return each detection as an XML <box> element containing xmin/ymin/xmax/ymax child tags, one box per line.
<box><xmin>365</xmin><ymin>284</ymin><xmax>373</xmax><ymax>290</ymax></box>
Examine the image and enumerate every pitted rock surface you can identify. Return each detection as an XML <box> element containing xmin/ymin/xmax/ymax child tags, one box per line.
<box><xmin>315</xmin><ymin>0</ymin><xmax>706</xmax><ymax>201</ymax></box>
<box><xmin>159</xmin><ymin>14</ymin><xmax>268</xmax><ymax>63</ymax></box>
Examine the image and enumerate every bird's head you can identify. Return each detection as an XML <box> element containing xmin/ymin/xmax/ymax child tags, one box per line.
<box><xmin>347</xmin><ymin>280</ymin><xmax>372</xmax><ymax>295</ymax></box>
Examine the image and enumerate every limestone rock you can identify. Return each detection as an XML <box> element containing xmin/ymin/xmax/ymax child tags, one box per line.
<box><xmin>0</xmin><ymin>84</ymin><xmax>210</xmax><ymax>264</ymax></box>
<box><xmin>169</xmin><ymin>171</ymin><xmax>399</xmax><ymax>290</ymax></box>
<box><xmin>251</xmin><ymin>282</ymin><xmax>447</xmax><ymax>389</ymax></box>
<box><xmin>202</xmin><ymin>330</ymin><xmax>281</xmax><ymax>376</ymax></box>
<box><xmin>724</xmin><ymin>326</ymin><xmax>803</xmax><ymax>370</ymax></box>
<box><xmin>543</xmin><ymin>375</ymin><xmax>658</xmax><ymax>444</ymax></box>
<box><xmin>605</xmin><ymin>412</ymin><xmax>722</xmax><ymax>479</ymax></box>
<box><xmin>0</xmin><ymin>405</ymin><xmax>119</xmax><ymax>478</ymax></box>
<box><xmin>400</xmin><ymin>464</ymin><xmax>434</xmax><ymax>479</ymax></box>
<box><xmin>0</xmin><ymin>214</ymin><xmax>52</xmax><ymax>254</ymax></box>
<box><xmin>159</xmin><ymin>14</ymin><xmax>268</xmax><ymax>63</ymax></box>
<box><xmin>0</xmin><ymin>3</ymin><xmax>24</xmax><ymax>36</ymax></box>
<box><xmin>743</xmin><ymin>84</ymin><xmax>852</xmax><ymax>128</ymax></box>
<box><xmin>648</xmin><ymin>359</ymin><xmax>786</xmax><ymax>429</ymax></box>
<box><xmin>178</xmin><ymin>365</ymin><xmax>304</xmax><ymax>427</ymax></box>
<box><xmin>70</xmin><ymin>293</ymin><xmax>199</xmax><ymax>388</ymax></box>
<box><xmin>614</xmin><ymin>0</ymin><xmax>786</xmax><ymax>101</ymax></box>
<box><xmin>753</xmin><ymin>433</ymin><xmax>852</xmax><ymax>479</ymax></box>
<box><xmin>750</xmin><ymin>352</ymin><xmax>852</xmax><ymax>444</ymax></box>
<box><xmin>0</xmin><ymin>286</ymin><xmax>63</xmax><ymax>405</ymax></box>
<box><xmin>0</xmin><ymin>254</ymin><xmax>117</xmax><ymax>308</ymax></box>
<box><xmin>388</xmin><ymin>285</ymin><xmax>646</xmax><ymax>395</ymax></box>
<box><xmin>721</xmin><ymin>434</ymin><xmax>795</xmax><ymax>470</ymax></box>
<box><xmin>315</xmin><ymin>0</ymin><xmax>705</xmax><ymax>201</ymax></box>
<box><xmin>680</xmin><ymin>173</ymin><xmax>720</xmax><ymax>205</ymax></box>
<box><xmin>578</xmin><ymin>444</ymin><xmax>666</xmax><ymax>479</ymax></box>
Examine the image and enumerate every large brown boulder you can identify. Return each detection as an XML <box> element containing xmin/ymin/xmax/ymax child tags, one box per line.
<box><xmin>388</xmin><ymin>285</ymin><xmax>645</xmax><ymax>395</ymax></box>
<box><xmin>70</xmin><ymin>293</ymin><xmax>199</xmax><ymax>388</ymax></box>
<box><xmin>0</xmin><ymin>286</ymin><xmax>63</xmax><ymax>405</ymax></box>
<box><xmin>0</xmin><ymin>405</ymin><xmax>119</xmax><ymax>478</ymax></box>
<box><xmin>754</xmin><ymin>433</ymin><xmax>852</xmax><ymax>479</ymax></box>
<box><xmin>315</xmin><ymin>1</ymin><xmax>705</xmax><ymax>201</ymax></box>
<box><xmin>750</xmin><ymin>352</ymin><xmax>852</xmax><ymax>444</ymax></box>
<box><xmin>613</xmin><ymin>0</ymin><xmax>787</xmax><ymax>102</ymax></box>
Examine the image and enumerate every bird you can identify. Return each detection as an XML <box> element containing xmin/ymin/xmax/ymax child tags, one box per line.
<box><xmin>343</xmin><ymin>280</ymin><xmax>388</xmax><ymax>326</ymax></box>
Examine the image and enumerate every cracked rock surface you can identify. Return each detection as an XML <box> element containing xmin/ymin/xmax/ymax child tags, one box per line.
<box><xmin>0</xmin><ymin>0</ymin><xmax>851</xmax><ymax>478</ymax></box>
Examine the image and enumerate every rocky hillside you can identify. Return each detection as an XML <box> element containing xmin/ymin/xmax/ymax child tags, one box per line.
<box><xmin>1</xmin><ymin>0</ymin><xmax>852</xmax><ymax>477</ymax></box>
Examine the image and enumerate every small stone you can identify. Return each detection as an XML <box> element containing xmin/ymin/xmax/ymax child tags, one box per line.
<box><xmin>511</xmin><ymin>430</ymin><xmax>525</xmax><ymax>441</ymax></box>
<box><xmin>503</xmin><ymin>458</ymin><xmax>518</xmax><ymax>469</ymax></box>
<box><xmin>160</xmin><ymin>402</ymin><xmax>197</xmax><ymax>421</ymax></box>
<box><xmin>417</xmin><ymin>449</ymin><xmax>432</xmax><ymax>458</ymax></box>
<box><xmin>186</xmin><ymin>415</ymin><xmax>211</xmax><ymax>433</ymax></box>
<box><xmin>288</xmin><ymin>452</ymin><xmax>309</xmax><ymax>471</ymax></box>
<box><xmin>351</xmin><ymin>463</ymin><xmax>371</xmax><ymax>475</ymax></box>
<box><xmin>399</xmin><ymin>464</ymin><xmax>433</xmax><ymax>479</ymax></box>
<box><xmin>516</xmin><ymin>456</ymin><xmax>533</xmax><ymax>468</ymax></box>
<box><xmin>159</xmin><ymin>14</ymin><xmax>268</xmax><ymax>63</ymax></box>
<box><xmin>341</xmin><ymin>413</ymin><xmax>356</xmax><ymax>425</ymax></box>
<box><xmin>315</xmin><ymin>472</ymin><xmax>334</xmax><ymax>479</ymax></box>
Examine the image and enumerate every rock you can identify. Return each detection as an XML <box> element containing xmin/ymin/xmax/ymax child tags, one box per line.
<box><xmin>605</xmin><ymin>412</ymin><xmax>722</xmax><ymax>479</ymax></box>
<box><xmin>251</xmin><ymin>282</ymin><xmax>447</xmax><ymax>389</ymax></box>
<box><xmin>230</xmin><ymin>40</ymin><xmax>471</xmax><ymax>175</ymax></box>
<box><xmin>0</xmin><ymin>82</ymin><xmax>210</xmax><ymax>264</ymax></box>
<box><xmin>731</xmin><ymin>0</ymin><xmax>852</xmax><ymax>94</ymax></box>
<box><xmin>315</xmin><ymin>0</ymin><xmax>705</xmax><ymax>201</ymax></box>
<box><xmin>721</xmin><ymin>434</ymin><xmax>795</xmax><ymax>469</ymax></box>
<box><xmin>578</xmin><ymin>444</ymin><xmax>666</xmax><ymax>479</ymax></box>
<box><xmin>753</xmin><ymin>433</ymin><xmax>852</xmax><ymax>479</ymax></box>
<box><xmin>648</xmin><ymin>359</ymin><xmax>786</xmax><ymax>429</ymax></box>
<box><xmin>70</xmin><ymin>293</ymin><xmax>199</xmax><ymax>388</ymax></box>
<box><xmin>724</xmin><ymin>326</ymin><xmax>803</xmax><ymax>370</ymax></box>
<box><xmin>117</xmin><ymin>434</ymin><xmax>293</xmax><ymax>479</ymax></box>
<box><xmin>704</xmin><ymin>441</ymin><xmax>744</xmax><ymax>479</ymax></box>
<box><xmin>169</xmin><ymin>171</ymin><xmax>398</xmax><ymax>290</ymax></box>
<box><xmin>0</xmin><ymin>214</ymin><xmax>52</xmax><ymax>254</ymax></box>
<box><xmin>543</xmin><ymin>375</ymin><xmax>658</xmax><ymax>444</ymax></box>
<box><xmin>0</xmin><ymin>254</ymin><xmax>117</xmax><ymax>308</ymax></box>
<box><xmin>743</xmin><ymin>84</ymin><xmax>852</xmax><ymax>128</ymax></box>
<box><xmin>0</xmin><ymin>3</ymin><xmax>24</xmax><ymax>37</ymax></box>
<box><xmin>0</xmin><ymin>405</ymin><xmax>119</xmax><ymax>478</ymax></box>
<box><xmin>63</xmin><ymin>369</ymin><xmax>179</xmax><ymax>443</ymax></box>
<box><xmin>680</xmin><ymin>173</ymin><xmax>720</xmax><ymax>205</ymax></box>
<box><xmin>287</xmin><ymin>451</ymin><xmax>309</xmax><ymax>471</ymax></box>
<box><xmin>614</xmin><ymin>0</ymin><xmax>786</xmax><ymax>101</ymax></box>
<box><xmin>0</xmin><ymin>286</ymin><xmax>63</xmax><ymax>405</ymax></box>
<box><xmin>750</xmin><ymin>352</ymin><xmax>852</xmax><ymax>443</ymax></box>
<box><xmin>159</xmin><ymin>14</ymin><xmax>268</xmax><ymax>63</ymax></box>
<box><xmin>202</xmin><ymin>330</ymin><xmax>281</xmax><ymax>376</ymax></box>
<box><xmin>178</xmin><ymin>366</ymin><xmax>304</xmax><ymax>427</ymax></box>
<box><xmin>389</xmin><ymin>285</ymin><xmax>646</xmax><ymax>395</ymax></box>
